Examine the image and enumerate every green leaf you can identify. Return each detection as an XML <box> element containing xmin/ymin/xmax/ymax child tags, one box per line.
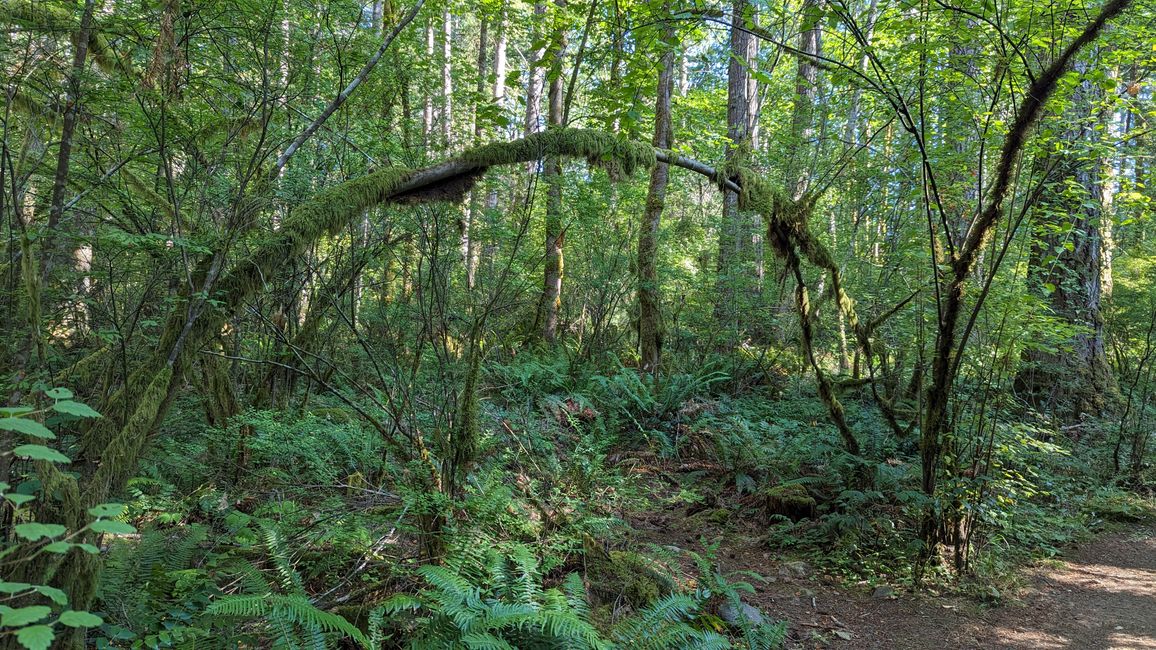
<box><xmin>51</xmin><ymin>401</ymin><xmax>101</xmax><ymax>418</ymax></box>
<box><xmin>0</xmin><ymin>582</ymin><xmax>32</xmax><ymax>595</ymax></box>
<box><xmin>59</xmin><ymin>610</ymin><xmax>103</xmax><ymax>628</ymax></box>
<box><xmin>44</xmin><ymin>388</ymin><xmax>73</xmax><ymax>400</ymax></box>
<box><xmin>12</xmin><ymin>445</ymin><xmax>70</xmax><ymax>464</ymax></box>
<box><xmin>0</xmin><ymin>407</ymin><xmax>34</xmax><ymax>417</ymax></box>
<box><xmin>87</xmin><ymin>503</ymin><xmax>127</xmax><ymax>518</ymax></box>
<box><xmin>43</xmin><ymin>541</ymin><xmax>73</xmax><ymax>554</ymax></box>
<box><xmin>104</xmin><ymin>624</ymin><xmax>136</xmax><ymax>640</ymax></box>
<box><xmin>5</xmin><ymin>493</ymin><xmax>35</xmax><ymax>506</ymax></box>
<box><xmin>1</xmin><ymin>605</ymin><xmax>51</xmax><ymax>626</ymax></box>
<box><xmin>33</xmin><ymin>586</ymin><xmax>67</xmax><ymax>605</ymax></box>
<box><xmin>13</xmin><ymin>523</ymin><xmax>67</xmax><ymax>541</ymax></box>
<box><xmin>15</xmin><ymin>625</ymin><xmax>54</xmax><ymax>650</ymax></box>
<box><xmin>0</xmin><ymin>418</ymin><xmax>54</xmax><ymax>439</ymax></box>
<box><xmin>89</xmin><ymin>520</ymin><xmax>135</xmax><ymax>535</ymax></box>
<box><xmin>75</xmin><ymin>543</ymin><xmax>100</xmax><ymax>554</ymax></box>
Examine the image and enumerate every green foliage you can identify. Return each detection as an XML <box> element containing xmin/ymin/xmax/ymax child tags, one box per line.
<box><xmin>384</xmin><ymin>541</ymin><xmax>751</xmax><ymax>649</ymax></box>
<box><xmin>231</xmin><ymin>410</ymin><xmax>382</xmax><ymax>487</ymax></box>
<box><xmin>586</xmin><ymin>358</ymin><xmax>729</xmax><ymax>451</ymax></box>
<box><xmin>4</xmin><ymin>2</ymin><xmax>1154</xmax><ymax>647</ymax></box>
<box><xmin>0</xmin><ymin>396</ymin><xmax>120</xmax><ymax>649</ymax></box>
<box><xmin>382</xmin><ymin>544</ymin><xmax>607</xmax><ymax>648</ymax></box>
<box><xmin>688</xmin><ymin>546</ymin><xmax>786</xmax><ymax>650</ymax></box>
<box><xmin>207</xmin><ymin>595</ymin><xmax>368</xmax><ymax>648</ymax></box>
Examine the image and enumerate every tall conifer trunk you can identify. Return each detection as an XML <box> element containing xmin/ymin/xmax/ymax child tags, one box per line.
<box><xmin>715</xmin><ymin>0</ymin><xmax>755</xmax><ymax>341</ymax></box>
<box><xmin>1017</xmin><ymin>56</ymin><xmax>1119</xmax><ymax>421</ymax></box>
<box><xmin>639</xmin><ymin>13</ymin><xmax>675</xmax><ymax>373</ymax></box>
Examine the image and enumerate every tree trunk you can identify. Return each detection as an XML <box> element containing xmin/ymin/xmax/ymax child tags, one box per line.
<box><xmin>715</xmin><ymin>0</ymin><xmax>755</xmax><ymax>340</ymax></box>
<box><xmin>1017</xmin><ymin>57</ymin><xmax>1119</xmax><ymax>422</ymax></box>
<box><xmin>423</xmin><ymin>18</ymin><xmax>435</xmax><ymax>148</ymax></box>
<box><xmin>463</xmin><ymin>16</ymin><xmax>488</xmax><ymax>290</ymax></box>
<box><xmin>33</xmin><ymin>0</ymin><xmax>96</xmax><ymax>364</ymax></box>
<box><xmin>785</xmin><ymin>0</ymin><xmax>820</xmax><ymax>201</ymax></box>
<box><xmin>639</xmin><ymin>15</ymin><xmax>675</xmax><ymax>374</ymax></box>
<box><xmin>479</xmin><ymin>3</ymin><xmax>507</xmax><ymax>285</ymax></box>
<box><xmin>524</xmin><ymin>2</ymin><xmax>547</xmax><ymax>138</ymax></box>
<box><xmin>441</xmin><ymin>4</ymin><xmax>453</xmax><ymax>148</ymax></box>
<box><xmin>835</xmin><ymin>0</ymin><xmax>878</xmax><ymax>373</ymax></box>
<box><xmin>537</xmin><ymin>2</ymin><xmax>566</xmax><ymax>344</ymax></box>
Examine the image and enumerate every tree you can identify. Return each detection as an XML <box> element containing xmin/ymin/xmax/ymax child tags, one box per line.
<box><xmin>715</xmin><ymin>0</ymin><xmax>757</xmax><ymax>342</ymax></box>
<box><xmin>1017</xmin><ymin>53</ymin><xmax>1120</xmax><ymax>421</ymax></box>
<box><xmin>638</xmin><ymin>9</ymin><xmax>675</xmax><ymax>373</ymax></box>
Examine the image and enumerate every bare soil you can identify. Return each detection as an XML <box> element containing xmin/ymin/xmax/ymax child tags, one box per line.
<box><xmin>630</xmin><ymin>511</ymin><xmax>1155</xmax><ymax>649</ymax></box>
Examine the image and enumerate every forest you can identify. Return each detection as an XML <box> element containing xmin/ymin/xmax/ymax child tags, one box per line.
<box><xmin>1</xmin><ymin>0</ymin><xmax>1155</xmax><ymax>647</ymax></box>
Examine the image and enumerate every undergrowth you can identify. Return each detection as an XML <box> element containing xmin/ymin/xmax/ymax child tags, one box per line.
<box><xmin>89</xmin><ymin>349</ymin><xmax>1154</xmax><ymax>647</ymax></box>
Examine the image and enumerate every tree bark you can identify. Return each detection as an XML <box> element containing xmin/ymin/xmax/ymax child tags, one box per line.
<box><xmin>786</xmin><ymin>0</ymin><xmax>820</xmax><ymax>201</ymax></box>
<box><xmin>423</xmin><ymin>17</ymin><xmax>435</xmax><ymax>148</ymax></box>
<box><xmin>537</xmin><ymin>1</ymin><xmax>567</xmax><ymax>344</ymax></box>
<box><xmin>524</xmin><ymin>2</ymin><xmax>547</xmax><ymax>138</ymax></box>
<box><xmin>479</xmin><ymin>4</ymin><xmax>507</xmax><ymax>284</ymax></box>
<box><xmin>463</xmin><ymin>16</ymin><xmax>488</xmax><ymax>290</ymax></box>
<box><xmin>1017</xmin><ymin>58</ymin><xmax>1119</xmax><ymax>421</ymax></box>
<box><xmin>715</xmin><ymin>0</ymin><xmax>756</xmax><ymax>339</ymax></box>
<box><xmin>441</xmin><ymin>3</ymin><xmax>453</xmax><ymax>148</ymax></box>
<box><xmin>639</xmin><ymin>14</ymin><xmax>675</xmax><ymax>374</ymax></box>
<box><xmin>32</xmin><ymin>0</ymin><xmax>96</xmax><ymax>364</ymax></box>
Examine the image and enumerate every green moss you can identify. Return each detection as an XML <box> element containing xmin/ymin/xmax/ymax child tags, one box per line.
<box><xmin>763</xmin><ymin>483</ymin><xmax>816</xmax><ymax>521</ymax></box>
<box><xmin>88</xmin><ymin>365</ymin><xmax>174</xmax><ymax>502</ymax></box>
<box><xmin>588</xmin><ymin>550</ymin><xmax>676</xmax><ymax>609</ymax></box>
<box><xmin>459</xmin><ymin>128</ymin><xmax>656</xmax><ymax>180</ymax></box>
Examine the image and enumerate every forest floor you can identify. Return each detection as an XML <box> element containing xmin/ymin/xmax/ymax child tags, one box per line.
<box><xmin>631</xmin><ymin>510</ymin><xmax>1156</xmax><ymax>649</ymax></box>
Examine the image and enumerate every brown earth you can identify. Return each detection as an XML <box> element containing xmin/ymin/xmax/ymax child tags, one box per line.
<box><xmin>630</xmin><ymin>512</ymin><xmax>1155</xmax><ymax>649</ymax></box>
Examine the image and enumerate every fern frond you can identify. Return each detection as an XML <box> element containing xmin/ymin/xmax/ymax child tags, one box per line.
<box><xmin>207</xmin><ymin>594</ymin><xmax>369</xmax><ymax>648</ymax></box>
<box><xmin>509</xmin><ymin>545</ymin><xmax>541</xmax><ymax>604</ymax></box>
<box><xmin>380</xmin><ymin>593</ymin><xmax>423</xmax><ymax>613</ymax></box>
<box><xmin>532</xmin><ymin>610</ymin><xmax>602</xmax><ymax>644</ymax></box>
<box><xmin>260</xmin><ymin>524</ymin><xmax>304</xmax><ymax>592</ymax></box>
<box><xmin>460</xmin><ymin>632</ymin><xmax>516</xmax><ymax>650</ymax></box>
<box><xmin>612</xmin><ymin>593</ymin><xmax>699</xmax><ymax>643</ymax></box>
<box><xmin>207</xmin><ymin>593</ymin><xmax>272</xmax><ymax>618</ymax></box>
<box><xmin>418</xmin><ymin>565</ymin><xmax>481</xmax><ymax>607</ymax></box>
<box><xmin>561</xmin><ymin>573</ymin><xmax>591</xmax><ymax>620</ymax></box>
<box><xmin>368</xmin><ymin>605</ymin><xmax>391</xmax><ymax>648</ymax></box>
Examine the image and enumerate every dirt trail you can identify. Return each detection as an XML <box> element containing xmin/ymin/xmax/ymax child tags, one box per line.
<box><xmin>631</xmin><ymin>511</ymin><xmax>1154</xmax><ymax>649</ymax></box>
<box><xmin>738</xmin><ymin>524</ymin><xmax>1156</xmax><ymax>649</ymax></box>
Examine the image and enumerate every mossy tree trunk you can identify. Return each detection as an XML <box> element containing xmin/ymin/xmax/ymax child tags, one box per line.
<box><xmin>537</xmin><ymin>2</ymin><xmax>567</xmax><ymax>344</ymax></box>
<box><xmin>638</xmin><ymin>13</ymin><xmax>675</xmax><ymax>374</ymax></box>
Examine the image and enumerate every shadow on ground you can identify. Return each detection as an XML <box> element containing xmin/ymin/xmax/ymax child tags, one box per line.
<box><xmin>727</xmin><ymin>525</ymin><xmax>1156</xmax><ymax>649</ymax></box>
